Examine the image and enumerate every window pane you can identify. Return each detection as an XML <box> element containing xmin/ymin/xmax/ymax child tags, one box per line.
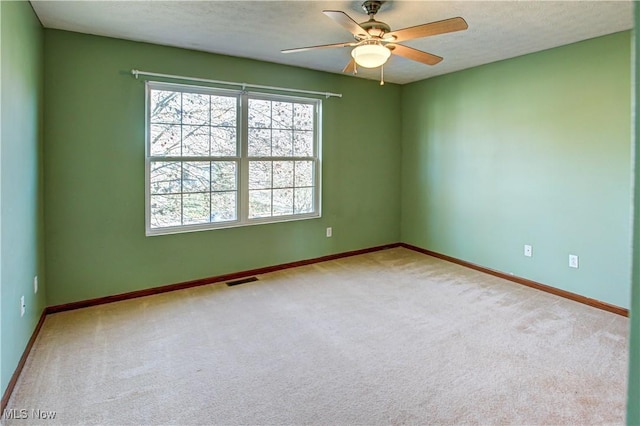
<box><xmin>182</xmin><ymin>93</ymin><xmax>210</xmax><ymax>125</ymax></box>
<box><xmin>183</xmin><ymin>162</ymin><xmax>210</xmax><ymax>193</ymax></box>
<box><xmin>183</xmin><ymin>193</ymin><xmax>210</xmax><ymax>225</ymax></box>
<box><xmin>150</xmin><ymin>124</ymin><xmax>181</xmax><ymax>157</ymax></box>
<box><xmin>150</xmin><ymin>161</ymin><xmax>181</xmax><ymax>194</ymax></box>
<box><xmin>182</xmin><ymin>125</ymin><xmax>209</xmax><ymax>156</ymax></box>
<box><xmin>212</xmin><ymin>127</ymin><xmax>237</xmax><ymax>157</ymax></box>
<box><xmin>293</xmin><ymin>103</ymin><xmax>313</xmax><ymax>130</ymax></box>
<box><xmin>272</xmin><ymin>101</ymin><xmax>293</xmax><ymax>129</ymax></box>
<box><xmin>211</xmin><ymin>192</ymin><xmax>237</xmax><ymax>222</ymax></box>
<box><xmin>249</xmin><ymin>161</ymin><xmax>271</xmax><ymax>190</ymax></box>
<box><xmin>294</xmin><ymin>131</ymin><xmax>313</xmax><ymax>157</ymax></box>
<box><xmin>272</xmin><ymin>130</ymin><xmax>293</xmax><ymax>157</ymax></box>
<box><xmin>211</xmin><ymin>96</ymin><xmax>236</xmax><ymax>126</ymax></box>
<box><xmin>248</xmin><ymin>99</ymin><xmax>271</xmax><ymax>128</ymax></box>
<box><xmin>273</xmin><ymin>188</ymin><xmax>293</xmax><ymax>216</ymax></box>
<box><xmin>249</xmin><ymin>190</ymin><xmax>272</xmax><ymax>218</ymax></box>
<box><xmin>150</xmin><ymin>90</ymin><xmax>181</xmax><ymax>124</ymax></box>
<box><xmin>150</xmin><ymin>194</ymin><xmax>181</xmax><ymax>228</ymax></box>
<box><xmin>294</xmin><ymin>188</ymin><xmax>314</xmax><ymax>214</ymax></box>
<box><xmin>248</xmin><ymin>129</ymin><xmax>271</xmax><ymax>157</ymax></box>
<box><xmin>294</xmin><ymin>161</ymin><xmax>313</xmax><ymax>187</ymax></box>
<box><xmin>212</xmin><ymin>161</ymin><xmax>236</xmax><ymax>191</ymax></box>
<box><xmin>273</xmin><ymin>161</ymin><xmax>294</xmax><ymax>188</ymax></box>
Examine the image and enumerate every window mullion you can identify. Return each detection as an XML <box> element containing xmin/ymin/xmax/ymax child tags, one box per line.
<box><xmin>180</xmin><ymin>92</ymin><xmax>185</xmax><ymax>225</ymax></box>
<box><xmin>270</xmin><ymin>100</ymin><xmax>274</xmax><ymax>216</ymax></box>
<box><xmin>208</xmin><ymin>95</ymin><xmax>214</xmax><ymax>223</ymax></box>
<box><xmin>239</xmin><ymin>93</ymin><xmax>249</xmax><ymax>223</ymax></box>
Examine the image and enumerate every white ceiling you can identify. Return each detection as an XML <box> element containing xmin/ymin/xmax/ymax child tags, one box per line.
<box><xmin>30</xmin><ymin>0</ymin><xmax>634</xmax><ymax>85</ymax></box>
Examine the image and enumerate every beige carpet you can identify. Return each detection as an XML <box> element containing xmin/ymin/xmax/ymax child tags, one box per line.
<box><xmin>4</xmin><ymin>247</ymin><xmax>629</xmax><ymax>425</ymax></box>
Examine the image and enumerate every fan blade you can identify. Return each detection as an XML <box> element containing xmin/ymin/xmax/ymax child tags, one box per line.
<box><xmin>386</xmin><ymin>17</ymin><xmax>468</xmax><ymax>43</ymax></box>
<box><xmin>342</xmin><ymin>59</ymin><xmax>356</xmax><ymax>74</ymax></box>
<box><xmin>389</xmin><ymin>44</ymin><xmax>443</xmax><ymax>65</ymax></box>
<box><xmin>282</xmin><ymin>41</ymin><xmax>355</xmax><ymax>54</ymax></box>
<box><xmin>323</xmin><ymin>10</ymin><xmax>369</xmax><ymax>39</ymax></box>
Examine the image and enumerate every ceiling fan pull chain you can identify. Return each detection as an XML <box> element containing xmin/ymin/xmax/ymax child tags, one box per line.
<box><xmin>380</xmin><ymin>65</ymin><xmax>384</xmax><ymax>86</ymax></box>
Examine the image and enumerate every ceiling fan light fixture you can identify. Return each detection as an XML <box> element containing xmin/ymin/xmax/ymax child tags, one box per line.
<box><xmin>351</xmin><ymin>44</ymin><xmax>390</xmax><ymax>68</ymax></box>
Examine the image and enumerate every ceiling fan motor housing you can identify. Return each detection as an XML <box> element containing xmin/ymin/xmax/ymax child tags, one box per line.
<box><xmin>358</xmin><ymin>19</ymin><xmax>391</xmax><ymax>39</ymax></box>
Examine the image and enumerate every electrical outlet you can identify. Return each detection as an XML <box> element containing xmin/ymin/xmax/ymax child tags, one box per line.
<box><xmin>326</xmin><ymin>227</ymin><xmax>332</xmax><ymax>238</ymax></box>
<box><xmin>34</xmin><ymin>275</ymin><xmax>38</xmax><ymax>294</ymax></box>
<box><xmin>20</xmin><ymin>295</ymin><xmax>25</xmax><ymax>317</ymax></box>
<box><xmin>524</xmin><ymin>245</ymin><xmax>532</xmax><ymax>257</ymax></box>
<box><xmin>569</xmin><ymin>254</ymin><xmax>579</xmax><ymax>269</ymax></box>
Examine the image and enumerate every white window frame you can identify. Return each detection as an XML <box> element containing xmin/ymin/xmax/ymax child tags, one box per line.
<box><xmin>145</xmin><ymin>81</ymin><xmax>322</xmax><ymax>236</ymax></box>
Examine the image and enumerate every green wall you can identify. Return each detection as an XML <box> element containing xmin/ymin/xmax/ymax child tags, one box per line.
<box><xmin>0</xmin><ymin>1</ymin><xmax>46</xmax><ymax>398</ymax></box>
<box><xmin>43</xmin><ymin>30</ymin><xmax>402</xmax><ymax>306</ymax></box>
<box><xmin>401</xmin><ymin>31</ymin><xmax>632</xmax><ymax>309</ymax></box>
<box><xmin>627</xmin><ymin>5</ymin><xmax>640</xmax><ymax>424</ymax></box>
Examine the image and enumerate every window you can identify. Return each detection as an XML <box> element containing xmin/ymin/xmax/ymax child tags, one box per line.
<box><xmin>145</xmin><ymin>82</ymin><xmax>321</xmax><ymax>235</ymax></box>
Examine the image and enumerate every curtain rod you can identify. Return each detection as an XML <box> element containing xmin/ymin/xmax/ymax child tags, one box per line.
<box><xmin>131</xmin><ymin>69</ymin><xmax>342</xmax><ymax>99</ymax></box>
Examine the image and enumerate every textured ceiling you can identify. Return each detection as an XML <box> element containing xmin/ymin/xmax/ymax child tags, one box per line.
<box><xmin>30</xmin><ymin>0</ymin><xmax>634</xmax><ymax>85</ymax></box>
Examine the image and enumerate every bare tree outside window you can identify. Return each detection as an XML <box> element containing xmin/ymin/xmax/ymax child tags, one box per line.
<box><xmin>146</xmin><ymin>82</ymin><xmax>320</xmax><ymax>235</ymax></box>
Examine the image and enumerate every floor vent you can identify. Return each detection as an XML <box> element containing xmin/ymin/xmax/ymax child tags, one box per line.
<box><xmin>227</xmin><ymin>276</ymin><xmax>259</xmax><ymax>287</ymax></box>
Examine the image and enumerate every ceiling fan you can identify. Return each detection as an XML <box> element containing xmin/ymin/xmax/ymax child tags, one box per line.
<box><xmin>282</xmin><ymin>1</ymin><xmax>468</xmax><ymax>84</ymax></box>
